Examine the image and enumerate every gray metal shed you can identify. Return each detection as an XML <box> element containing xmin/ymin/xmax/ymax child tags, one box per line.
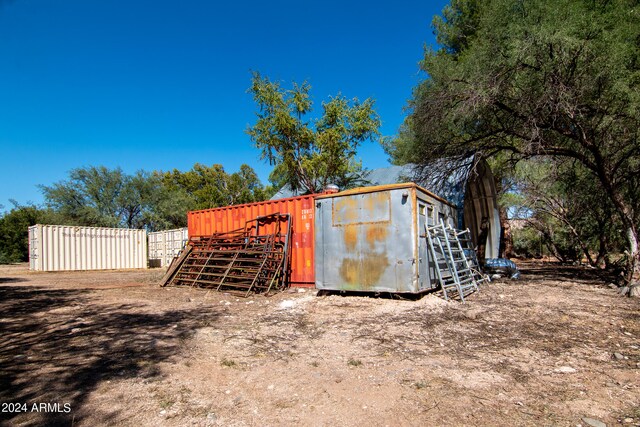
<box><xmin>272</xmin><ymin>158</ymin><xmax>501</xmax><ymax>260</ymax></box>
<box><xmin>314</xmin><ymin>183</ymin><xmax>457</xmax><ymax>293</ymax></box>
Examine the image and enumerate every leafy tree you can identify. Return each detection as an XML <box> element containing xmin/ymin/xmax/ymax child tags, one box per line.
<box><xmin>160</xmin><ymin>163</ymin><xmax>268</xmax><ymax>210</ymax></box>
<box><xmin>512</xmin><ymin>158</ymin><xmax>625</xmax><ymax>265</ymax></box>
<box><xmin>1</xmin><ymin>163</ymin><xmax>271</xmax><ymax>261</ymax></box>
<box><xmin>117</xmin><ymin>170</ymin><xmax>160</xmax><ymax>229</ymax></box>
<box><xmin>0</xmin><ymin>202</ymin><xmax>62</xmax><ymax>263</ymax></box>
<box><xmin>392</xmin><ymin>0</ymin><xmax>640</xmax><ymax>286</ymax></box>
<box><xmin>40</xmin><ymin>166</ymin><xmax>164</xmax><ymax>229</ymax></box>
<box><xmin>40</xmin><ymin>166</ymin><xmax>127</xmax><ymax>227</ymax></box>
<box><xmin>41</xmin><ymin>164</ymin><xmax>269</xmax><ymax>231</ymax></box>
<box><xmin>247</xmin><ymin>72</ymin><xmax>381</xmax><ymax>194</ymax></box>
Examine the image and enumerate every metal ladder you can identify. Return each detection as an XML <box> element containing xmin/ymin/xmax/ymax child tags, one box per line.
<box><xmin>425</xmin><ymin>220</ymin><xmax>481</xmax><ymax>302</ymax></box>
<box><xmin>455</xmin><ymin>228</ymin><xmax>489</xmax><ymax>287</ymax></box>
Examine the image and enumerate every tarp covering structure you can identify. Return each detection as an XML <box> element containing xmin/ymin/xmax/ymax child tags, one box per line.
<box><xmin>271</xmin><ymin>157</ymin><xmax>501</xmax><ymax>260</ymax></box>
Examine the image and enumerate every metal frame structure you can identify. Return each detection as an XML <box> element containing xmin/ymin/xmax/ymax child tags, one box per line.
<box><xmin>425</xmin><ymin>220</ymin><xmax>485</xmax><ymax>302</ymax></box>
<box><xmin>161</xmin><ymin>213</ymin><xmax>292</xmax><ymax>296</ymax></box>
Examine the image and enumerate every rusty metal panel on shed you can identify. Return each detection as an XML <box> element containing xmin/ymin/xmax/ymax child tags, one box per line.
<box><xmin>28</xmin><ymin>224</ymin><xmax>147</xmax><ymax>271</ymax></box>
<box><xmin>314</xmin><ymin>183</ymin><xmax>457</xmax><ymax>294</ymax></box>
<box><xmin>187</xmin><ymin>194</ymin><xmax>316</xmax><ymax>287</ymax></box>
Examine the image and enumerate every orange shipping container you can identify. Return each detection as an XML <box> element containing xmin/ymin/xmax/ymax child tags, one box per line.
<box><xmin>187</xmin><ymin>194</ymin><xmax>317</xmax><ymax>287</ymax></box>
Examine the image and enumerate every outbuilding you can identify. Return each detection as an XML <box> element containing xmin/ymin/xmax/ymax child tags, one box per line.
<box><xmin>314</xmin><ymin>183</ymin><xmax>457</xmax><ymax>293</ymax></box>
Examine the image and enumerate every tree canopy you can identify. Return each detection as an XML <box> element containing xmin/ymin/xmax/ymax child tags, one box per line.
<box><xmin>0</xmin><ymin>202</ymin><xmax>62</xmax><ymax>263</ymax></box>
<box><xmin>387</xmin><ymin>0</ymin><xmax>640</xmax><ymax>284</ymax></box>
<box><xmin>247</xmin><ymin>72</ymin><xmax>381</xmax><ymax>194</ymax></box>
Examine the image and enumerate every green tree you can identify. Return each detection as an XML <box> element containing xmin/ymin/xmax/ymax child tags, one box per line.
<box><xmin>0</xmin><ymin>202</ymin><xmax>62</xmax><ymax>263</ymax></box>
<box><xmin>393</xmin><ymin>0</ymin><xmax>640</xmax><ymax>287</ymax></box>
<box><xmin>247</xmin><ymin>72</ymin><xmax>381</xmax><ymax>194</ymax></box>
<box><xmin>40</xmin><ymin>166</ymin><xmax>163</xmax><ymax>229</ymax></box>
<box><xmin>512</xmin><ymin>158</ymin><xmax>625</xmax><ymax>266</ymax></box>
<box><xmin>160</xmin><ymin>163</ymin><xmax>268</xmax><ymax>210</ymax></box>
<box><xmin>40</xmin><ymin>166</ymin><xmax>126</xmax><ymax>227</ymax></box>
<box><xmin>117</xmin><ymin>170</ymin><xmax>160</xmax><ymax>229</ymax></box>
<box><xmin>40</xmin><ymin>164</ymin><xmax>269</xmax><ymax>233</ymax></box>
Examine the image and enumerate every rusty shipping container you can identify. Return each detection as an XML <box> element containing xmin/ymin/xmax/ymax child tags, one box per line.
<box><xmin>314</xmin><ymin>183</ymin><xmax>458</xmax><ymax>293</ymax></box>
<box><xmin>187</xmin><ymin>194</ymin><xmax>317</xmax><ymax>287</ymax></box>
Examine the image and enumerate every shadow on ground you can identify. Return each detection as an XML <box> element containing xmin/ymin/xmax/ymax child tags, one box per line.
<box><xmin>517</xmin><ymin>261</ymin><xmax>618</xmax><ymax>285</ymax></box>
<box><xmin>0</xmin><ymin>285</ymin><xmax>220</xmax><ymax>426</ymax></box>
<box><xmin>0</xmin><ymin>277</ymin><xmax>30</xmax><ymax>284</ymax></box>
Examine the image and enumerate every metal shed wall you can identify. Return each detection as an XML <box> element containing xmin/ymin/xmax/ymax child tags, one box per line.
<box><xmin>28</xmin><ymin>224</ymin><xmax>147</xmax><ymax>271</ymax></box>
<box><xmin>272</xmin><ymin>158</ymin><xmax>502</xmax><ymax>261</ymax></box>
<box><xmin>314</xmin><ymin>183</ymin><xmax>457</xmax><ymax>293</ymax></box>
<box><xmin>148</xmin><ymin>227</ymin><xmax>189</xmax><ymax>267</ymax></box>
<box><xmin>187</xmin><ymin>194</ymin><xmax>316</xmax><ymax>286</ymax></box>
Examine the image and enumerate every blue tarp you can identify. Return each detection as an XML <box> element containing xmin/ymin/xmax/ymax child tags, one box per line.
<box><xmin>484</xmin><ymin>258</ymin><xmax>520</xmax><ymax>279</ymax></box>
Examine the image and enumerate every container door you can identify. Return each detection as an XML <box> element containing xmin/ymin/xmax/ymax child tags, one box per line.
<box><xmin>418</xmin><ymin>201</ymin><xmax>428</xmax><ymax>289</ymax></box>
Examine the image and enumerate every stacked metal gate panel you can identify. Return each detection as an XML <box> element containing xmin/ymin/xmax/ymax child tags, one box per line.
<box><xmin>188</xmin><ymin>194</ymin><xmax>315</xmax><ymax>287</ymax></box>
<box><xmin>163</xmin><ymin>214</ymin><xmax>292</xmax><ymax>296</ymax></box>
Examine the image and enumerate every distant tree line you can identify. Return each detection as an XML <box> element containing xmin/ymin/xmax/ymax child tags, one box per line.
<box><xmin>0</xmin><ymin>163</ymin><xmax>273</xmax><ymax>263</ymax></box>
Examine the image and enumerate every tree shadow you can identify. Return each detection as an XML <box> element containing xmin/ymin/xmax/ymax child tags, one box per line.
<box><xmin>0</xmin><ymin>285</ymin><xmax>220</xmax><ymax>426</ymax></box>
<box><xmin>0</xmin><ymin>277</ymin><xmax>29</xmax><ymax>284</ymax></box>
<box><xmin>517</xmin><ymin>261</ymin><xmax>617</xmax><ymax>286</ymax></box>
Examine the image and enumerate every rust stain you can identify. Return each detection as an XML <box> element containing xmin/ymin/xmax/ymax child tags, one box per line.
<box><xmin>339</xmin><ymin>253</ymin><xmax>389</xmax><ymax>289</ymax></box>
<box><xmin>333</xmin><ymin>197</ymin><xmax>358</xmax><ymax>224</ymax></box>
<box><xmin>344</xmin><ymin>225</ymin><xmax>358</xmax><ymax>252</ymax></box>
<box><xmin>366</xmin><ymin>225</ymin><xmax>388</xmax><ymax>245</ymax></box>
<box><xmin>364</xmin><ymin>192</ymin><xmax>390</xmax><ymax>217</ymax></box>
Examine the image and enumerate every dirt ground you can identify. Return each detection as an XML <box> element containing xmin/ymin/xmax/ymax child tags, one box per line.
<box><xmin>0</xmin><ymin>261</ymin><xmax>638</xmax><ymax>427</ymax></box>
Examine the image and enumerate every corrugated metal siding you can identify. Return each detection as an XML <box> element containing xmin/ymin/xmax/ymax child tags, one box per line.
<box><xmin>188</xmin><ymin>194</ymin><xmax>317</xmax><ymax>286</ymax></box>
<box><xmin>28</xmin><ymin>224</ymin><xmax>147</xmax><ymax>271</ymax></box>
<box><xmin>148</xmin><ymin>228</ymin><xmax>189</xmax><ymax>267</ymax></box>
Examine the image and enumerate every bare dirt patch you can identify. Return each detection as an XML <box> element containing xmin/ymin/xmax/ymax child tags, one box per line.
<box><xmin>0</xmin><ymin>261</ymin><xmax>638</xmax><ymax>426</ymax></box>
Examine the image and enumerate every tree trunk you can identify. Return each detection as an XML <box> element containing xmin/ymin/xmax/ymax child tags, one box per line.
<box><xmin>498</xmin><ymin>207</ymin><xmax>514</xmax><ymax>259</ymax></box>
<box><xmin>594</xmin><ymin>228</ymin><xmax>609</xmax><ymax>269</ymax></box>
<box><xmin>607</xmin><ymin>196</ymin><xmax>640</xmax><ymax>290</ymax></box>
<box><xmin>591</xmin><ymin>165</ymin><xmax>639</xmax><ymax>291</ymax></box>
<box><xmin>625</xmin><ymin>226</ymin><xmax>640</xmax><ymax>288</ymax></box>
<box><xmin>538</xmin><ymin>227</ymin><xmax>565</xmax><ymax>262</ymax></box>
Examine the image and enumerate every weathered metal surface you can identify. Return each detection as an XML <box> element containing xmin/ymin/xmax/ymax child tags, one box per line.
<box><xmin>314</xmin><ymin>183</ymin><xmax>457</xmax><ymax>293</ymax></box>
<box><xmin>188</xmin><ymin>195</ymin><xmax>316</xmax><ymax>287</ymax></box>
<box><xmin>170</xmin><ymin>214</ymin><xmax>291</xmax><ymax>296</ymax></box>
<box><xmin>463</xmin><ymin>160</ymin><xmax>501</xmax><ymax>259</ymax></box>
<box><xmin>28</xmin><ymin>224</ymin><xmax>147</xmax><ymax>271</ymax></box>
<box><xmin>148</xmin><ymin>227</ymin><xmax>189</xmax><ymax>268</ymax></box>
<box><xmin>426</xmin><ymin>221</ymin><xmax>483</xmax><ymax>301</ymax></box>
<box><xmin>273</xmin><ymin>159</ymin><xmax>502</xmax><ymax>260</ymax></box>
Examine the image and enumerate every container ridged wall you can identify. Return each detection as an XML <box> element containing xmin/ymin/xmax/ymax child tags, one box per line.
<box><xmin>148</xmin><ymin>227</ymin><xmax>189</xmax><ymax>267</ymax></box>
<box><xmin>28</xmin><ymin>224</ymin><xmax>147</xmax><ymax>271</ymax></box>
<box><xmin>187</xmin><ymin>195</ymin><xmax>316</xmax><ymax>287</ymax></box>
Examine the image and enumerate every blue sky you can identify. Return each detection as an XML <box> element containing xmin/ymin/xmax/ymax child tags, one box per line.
<box><xmin>0</xmin><ymin>0</ymin><xmax>447</xmax><ymax>210</ymax></box>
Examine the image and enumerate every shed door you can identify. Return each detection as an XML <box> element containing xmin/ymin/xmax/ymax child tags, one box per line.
<box><xmin>418</xmin><ymin>201</ymin><xmax>429</xmax><ymax>289</ymax></box>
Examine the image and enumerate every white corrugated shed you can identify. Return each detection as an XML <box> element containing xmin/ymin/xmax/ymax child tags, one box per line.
<box><xmin>148</xmin><ymin>227</ymin><xmax>189</xmax><ymax>267</ymax></box>
<box><xmin>28</xmin><ymin>224</ymin><xmax>147</xmax><ymax>271</ymax></box>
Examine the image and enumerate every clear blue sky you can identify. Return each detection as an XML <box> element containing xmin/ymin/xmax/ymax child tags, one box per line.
<box><xmin>0</xmin><ymin>0</ymin><xmax>447</xmax><ymax>211</ymax></box>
